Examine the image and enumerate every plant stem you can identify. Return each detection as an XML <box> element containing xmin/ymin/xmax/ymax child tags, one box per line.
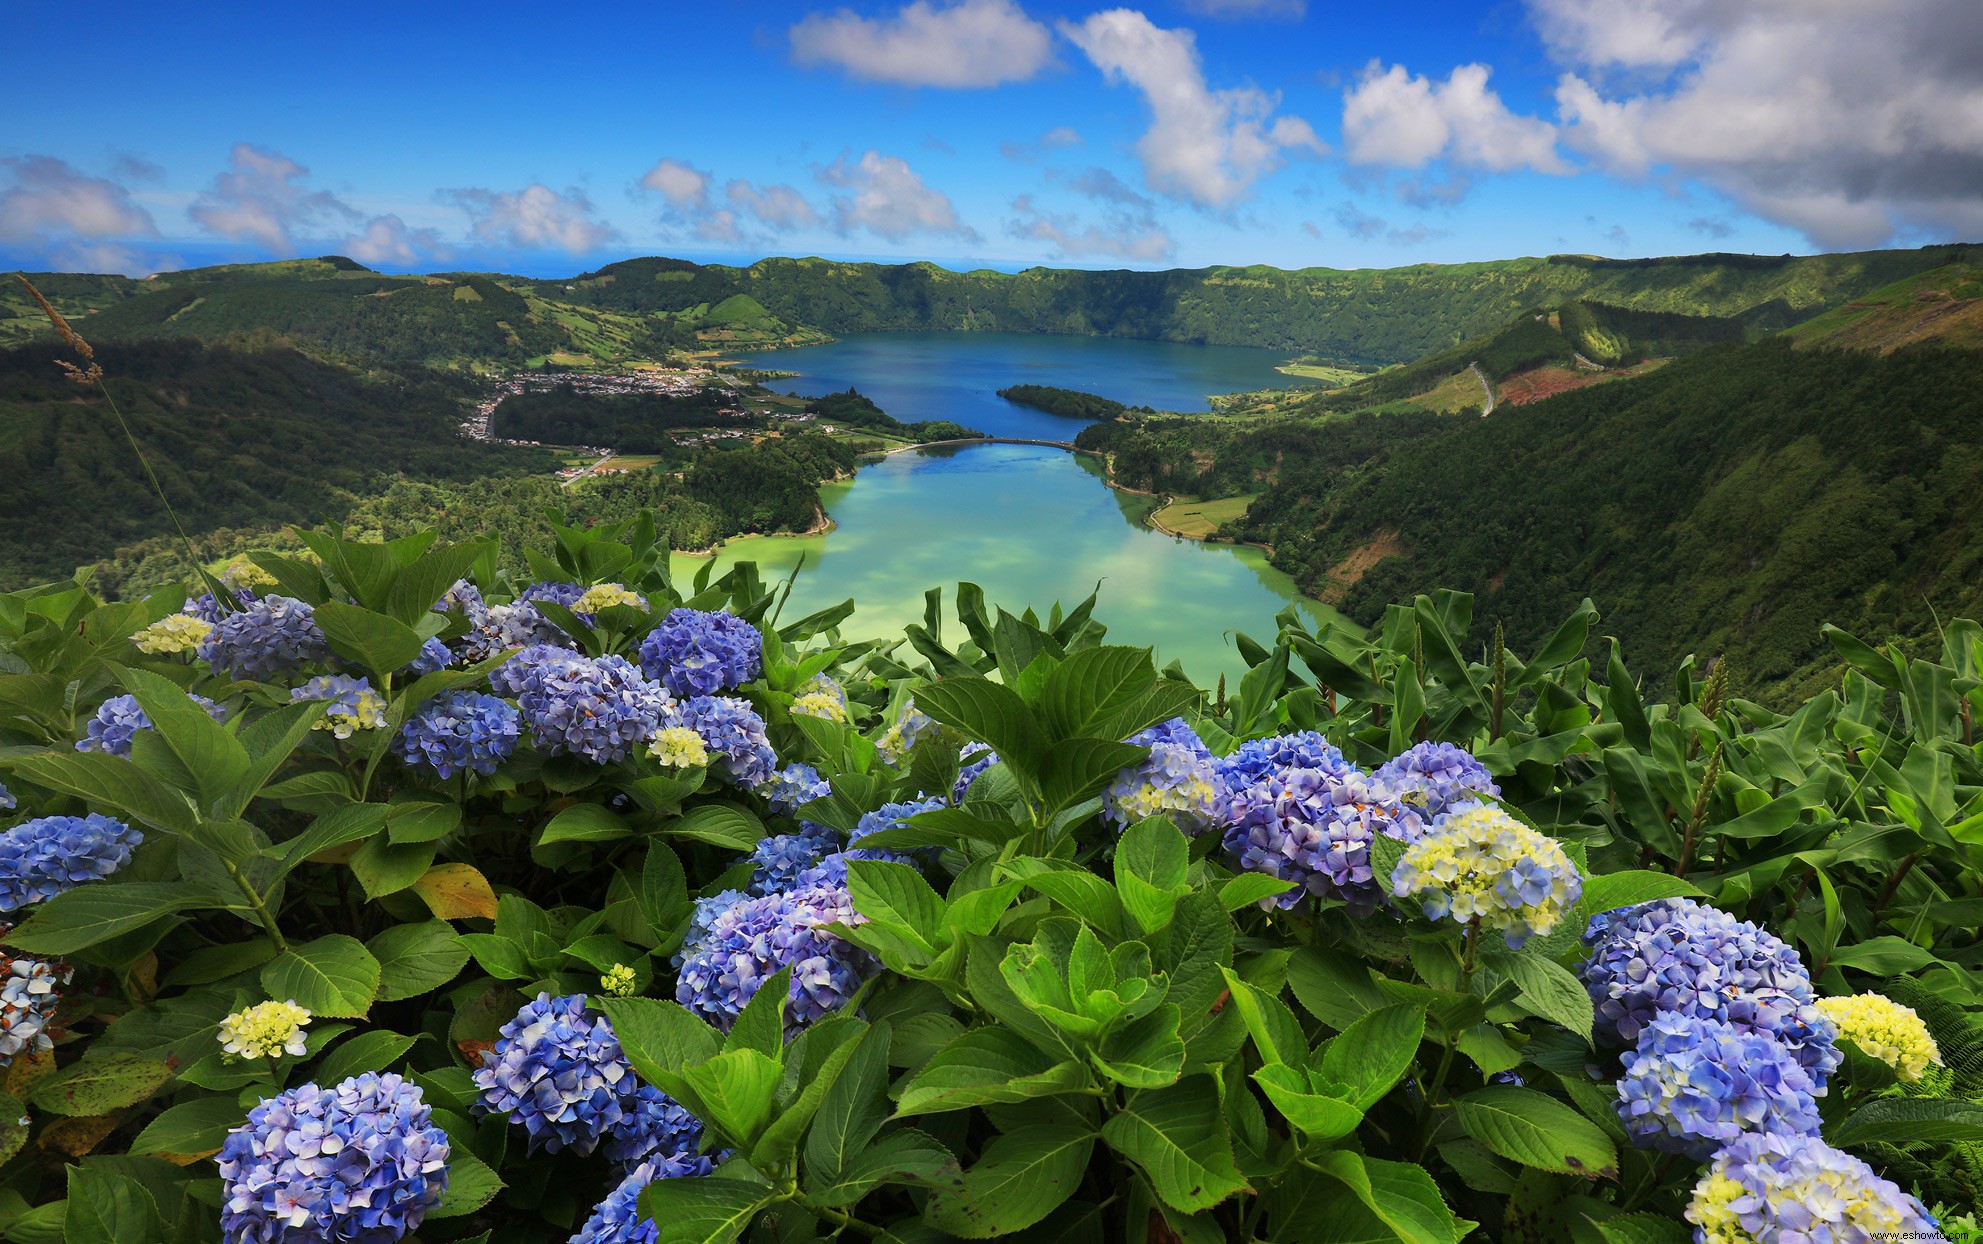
<box><xmin>1872</xmin><ymin>851</ymin><xmax>1923</xmax><ymax>921</ymax></box>
<box><xmin>225</xmin><ymin>859</ymin><xmax>289</xmax><ymax>953</ymax></box>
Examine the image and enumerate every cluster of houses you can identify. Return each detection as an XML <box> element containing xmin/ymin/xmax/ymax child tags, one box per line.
<box><xmin>457</xmin><ymin>367</ymin><xmax>713</xmax><ymax>443</ymax></box>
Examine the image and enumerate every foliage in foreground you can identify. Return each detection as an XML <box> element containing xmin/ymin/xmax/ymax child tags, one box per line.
<box><xmin>0</xmin><ymin>519</ymin><xmax>1980</xmax><ymax>1243</ymax></box>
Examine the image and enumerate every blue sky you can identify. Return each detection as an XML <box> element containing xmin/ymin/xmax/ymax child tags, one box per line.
<box><xmin>3</xmin><ymin>0</ymin><xmax>1978</xmax><ymax>277</ymax></box>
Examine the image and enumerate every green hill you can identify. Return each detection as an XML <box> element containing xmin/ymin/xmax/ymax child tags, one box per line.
<box><xmin>1783</xmin><ymin>260</ymin><xmax>1983</xmax><ymax>353</ymax></box>
<box><xmin>0</xmin><ymin>338</ymin><xmax>553</xmax><ymax>588</ymax></box>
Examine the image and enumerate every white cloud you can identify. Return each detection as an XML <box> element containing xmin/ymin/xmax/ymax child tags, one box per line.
<box><xmin>342</xmin><ymin>214</ymin><xmax>447</xmax><ymax>268</ymax></box>
<box><xmin>1342</xmin><ymin>62</ymin><xmax>1568</xmax><ymax>173</ymax></box>
<box><xmin>1061</xmin><ymin>9</ymin><xmax>1323</xmax><ymax>209</ymax></box>
<box><xmin>640</xmin><ymin>159</ymin><xmax>713</xmax><ymax>212</ymax></box>
<box><xmin>1008</xmin><ymin>194</ymin><xmax>1176</xmax><ymax>261</ymax></box>
<box><xmin>0</xmin><ymin>155</ymin><xmax>159</xmax><ymax>245</ymax></box>
<box><xmin>443</xmin><ymin>184</ymin><xmax>619</xmax><ymax>254</ymax></box>
<box><xmin>727</xmin><ymin>181</ymin><xmax>819</xmax><ymax>231</ymax></box>
<box><xmin>817</xmin><ymin>151</ymin><xmax>978</xmax><ymax>241</ymax></box>
<box><xmin>189</xmin><ymin>144</ymin><xmax>357</xmax><ymax>253</ymax></box>
<box><xmin>1178</xmin><ymin>0</ymin><xmax>1306</xmax><ymax>18</ymax></box>
<box><xmin>790</xmin><ymin>0</ymin><xmax>1054</xmax><ymax>88</ymax></box>
<box><xmin>1543</xmin><ymin>0</ymin><xmax>1983</xmax><ymax>247</ymax></box>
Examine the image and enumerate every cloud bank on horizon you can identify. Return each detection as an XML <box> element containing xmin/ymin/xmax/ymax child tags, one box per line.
<box><xmin>2</xmin><ymin>0</ymin><xmax>1979</xmax><ymax>277</ymax></box>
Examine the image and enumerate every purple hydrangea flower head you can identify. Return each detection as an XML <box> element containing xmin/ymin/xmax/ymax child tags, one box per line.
<box><xmin>675</xmin><ymin>881</ymin><xmax>877</xmax><ymax>1032</ymax></box>
<box><xmin>1223</xmin><ymin>767</ymin><xmax>1428</xmax><ymax>911</ymax></box>
<box><xmin>1686</xmin><ymin>1131</ymin><xmax>1938</xmax><ymax>1244</ymax></box>
<box><xmin>1216</xmin><ymin>730</ymin><xmax>1350</xmax><ymax>789</ymax></box>
<box><xmin>603</xmin><ymin>1085</ymin><xmax>708</xmax><ymax>1171</ymax></box>
<box><xmin>403</xmin><ymin>637</ymin><xmax>453</xmax><ymax>676</ymax></box>
<box><xmin>1105</xmin><ymin>718</ymin><xmax>1223</xmax><ymax>835</ymax></box>
<box><xmin>1614</xmin><ymin>1012</ymin><xmax>1822</xmax><ymax>1159</ymax></box>
<box><xmin>218</xmin><ymin>1072</ymin><xmax>449</xmax><ymax>1244</ymax></box>
<box><xmin>848</xmin><ymin>796</ymin><xmax>945</xmax><ymax>866</ymax></box>
<box><xmin>0</xmin><ymin>814</ymin><xmax>143</xmax><ymax>911</ymax></box>
<box><xmin>75</xmin><ymin>692</ymin><xmax>226</xmax><ymax>758</ymax></box>
<box><xmin>0</xmin><ymin>952</ymin><xmax>71</xmax><ymax>1066</ymax></box>
<box><xmin>672</xmin><ymin>889</ymin><xmax>748</xmax><ymax>969</ymax></box>
<box><xmin>748</xmin><ymin>824</ymin><xmax>840</xmax><ymax>895</ymax></box>
<box><xmin>200</xmin><ymin>594</ymin><xmax>331</xmax><ymax>681</ymax></box>
<box><xmin>1579</xmin><ymin>898</ymin><xmax>1839</xmax><ymax>1086</ymax></box>
<box><xmin>570</xmin><ymin>1153</ymin><xmax>719</xmax><ymax>1244</ymax></box>
<box><xmin>507</xmin><ymin>651</ymin><xmax>673</xmax><ymax>764</ymax></box>
<box><xmin>437</xmin><ymin>578</ymin><xmax>486</xmax><ymax>621</ymax></box>
<box><xmin>521</xmin><ymin>581</ymin><xmax>588</xmax><ymax>611</ymax></box>
<box><xmin>472</xmin><ymin>994</ymin><xmax>637</xmax><ymax>1155</ymax></box>
<box><xmin>394</xmin><ymin>691</ymin><xmax>522</xmax><ymax>778</ymax></box>
<box><xmin>762</xmin><ymin>762</ymin><xmax>830</xmax><ymax>816</ymax></box>
<box><xmin>665</xmin><ymin>696</ymin><xmax>775</xmax><ymax>788</ymax></box>
<box><xmin>183</xmin><ymin>587</ymin><xmax>258</xmax><ymax>625</ymax></box>
<box><xmin>1374</xmin><ymin>741</ymin><xmax>1501</xmax><ymax>819</ymax></box>
<box><xmin>955</xmin><ymin>746</ymin><xmax>999</xmax><ymax>800</ymax></box>
<box><xmin>638</xmin><ymin>608</ymin><xmax>763</xmax><ymax>697</ymax></box>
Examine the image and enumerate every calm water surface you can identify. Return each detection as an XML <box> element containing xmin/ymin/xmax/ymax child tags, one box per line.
<box><xmin>676</xmin><ymin>334</ymin><xmax>1342</xmax><ymax>685</ymax></box>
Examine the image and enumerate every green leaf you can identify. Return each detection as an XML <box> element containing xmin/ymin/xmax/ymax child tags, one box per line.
<box><xmin>129</xmin><ymin>1097</ymin><xmax>244</xmax><ymax>1162</ymax></box>
<box><xmin>1290</xmin><ymin>1150</ymin><xmax>1473</xmax><ymax>1244</ymax></box>
<box><xmin>0</xmin><ymin>1093</ymin><xmax>23</xmax><ymax>1166</ymax></box>
<box><xmin>459</xmin><ymin>933</ymin><xmax>531</xmax><ymax>980</ymax></box>
<box><xmin>1453</xmin><ymin>1087</ymin><xmax>1618</xmax><ymax>1179</ymax></box>
<box><xmin>803</xmin><ymin>1021</ymin><xmax>893</xmax><ymax>1186</ymax></box>
<box><xmin>680</xmin><ymin>1050</ymin><xmax>783</xmax><ymax>1149</ymax></box>
<box><xmin>275</xmin><ymin>803</ymin><xmax>391</xmax><ymax>872</ymax></box>
<box><xmin>1287</xmin><ymin>946</ymin><xmax>1389</xmax><ymax>1031</ymax></box>
<box><xmin>428</xmin><ymin>1145</ymin><xmax>504</xmax><ymax>1219</ymax></box>
<box><xmin>1319</xmin><ymin>1003</ymin><xmax>1426</xmax><ymax>1111</ymax></box>
<box><xmin>1000</xmin><ymin>859</ymin><xmax>1125</xmax><ymax>938</ymax></box>
<box><xmin>115</xmin><ymin>666</ymin><xmax>251</xmax><ymax>807</ymax></box>
<box><xmin>1824</xmin><ymin>936</ymin><xmax>1942</xmax><ymax>975</ymax></box>
<box><xmin>1035</xmin><ymin>646</ymin><xmax>1158</xmax><ymax>741</ymax></box>
<box><xmin>750</xmin><ymin>1015</ymin><xmax>866</xmax><ymax>1169</ymax></box>
<box><xmin>7</xmin><ymin>751</ymin><xmax>196</xmax><ymax>836</ymax></box>
<box><xmin>32</xmin><ymin>1053</ymin><xmax>171</xmax><ymax>1116</ymax></box>
<box><xmin>1093</xmin><ymin>1004</ymin><xmax>1186</xmax><ymax>1089</ymax></box>
<box><xmin>1595</xmin><ymin>1214</ymin><xmax>1693</xmax><ymax>1244</ymax></box>
<box><xmin>62</xmin><ymin>1167</ymin><xmax>161</xmax><ymax>1244</ymax></box>
<box><xmin>1039</xmin><ymin>737</ymin><xmax>1147</xmax><ymax>815</ymax></box>
<box><xmin>3</xmin><ymin>884</ymin><xmax>201</xmax><ymax>956</ymax></box>
<box><xmin>313</xmin><ymin>600</ymin><xmax>425</xmax><ymax>680</ymax></box>
<box><xmin>1576</xmin><ymin>871</ymin><xmax>1704</xmax><ymax>916</ymax></box>
<box><xmin>911</xmin><ymin>678</ymin><xmax>1045</xmax><ymax>776</ymax></box>
<box><xmin>923</xmin><ymin>1124</ymin><xmax>1096</xmax><ymax>1238</ymax></box>
<box><xmin>1219</xmin><ymin>969</ymin><xmax>1308</xmax><ymax>1066</ymax></box>
<box><xmin>1101</xmin><ymin>1077</ymin><xmax>1247</xmax><ymax>1213</ymax></box>
<box><xmin>847</xmin><ymin>861</ymin><xmax>946</xmax><ymax>952</ymax></box>
<box><xmin>1251</xmin><ymin>1064</ymin><xmax>1364</xmax><ymax>1143</ymax></box>
<box><xmin>385</xmin><ymin>794</ymin><xmax>462</xmax><ymax>845</ymax></box>
<box><xmin>639</xmin><ymin>845</ymin><xmax>692</xmax><ymax>944</ymax></box>
<box><xmin>314</xmin><ymin>1030</ymin><xmax>420</xmax><ymax>1083</ymax></box>
<box><xmin>596</xmin><ymin>997</ymin><xmax>723</xmax><ymax>1087</ymax></box>
<box><xmin>807</xmin><ymin>1128</ymin><xmax>963</xmax><ymax>1208</ymax></box>
<box><xmin>537</xmin><ymin>803</ymin><xmax>631</xmax><ymax>848</ymax></box>
<box><xmin>668</xmin><ymin>804</ymin><xmax>765</xmax><ymax>851</ymax></box>
<box><xmin>384</xmin><ymin>541</ymin><xmax>490</xmax><ymax>626</ymax></box>
<box><xmin>349</xmin><ymin>835</ymin><xmax>438</xmax><ymax>900</ymax></box>
<box><xmin>1219</xmin><ymin>873</ymin><xmax>1297</xmax><ymax>911</ymax></box>
<box><xmin>1506</xmin><ymin>951</ymin><xmax>1595</xmax><ymax>1043</ymax></box>
<box><xmin>1830</xmin><ymin>1098</ymin><xmax>1983</xmax><ymax>1146</ymax></box>
<box><xmin>897</xmin><ymin>1028</ymin><xmax>1091</xmax><ymax>1116</ymax></box>
<box><xmin>1115</xmin><ymin>815</ymin><xmax>1190</xmax><ymax>934</ymax></box>
<box><xmin>366</xmin><ymin>920</ymin><xmax>469</xmax><ymax>1002</ymax></box>
<box><xmin>723</xmin><ymin>967</ymin><xmax>789</xmax><ymax>1059</ymax></box>
<box><xmin>260</xmin><ymin>934</ymin><xmax>382</xmax><ymax>1019</ymax></box>
<box><xmin>635</xmin><ymin>1176</ymin><xmax>774</xmax><ymax>1244</ymax></box>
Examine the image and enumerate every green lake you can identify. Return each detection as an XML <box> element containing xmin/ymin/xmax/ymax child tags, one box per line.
<box><xmin>672</xmin><ymin>333</ymin><xmax>1347</xmax><ymax>685</ymax></box>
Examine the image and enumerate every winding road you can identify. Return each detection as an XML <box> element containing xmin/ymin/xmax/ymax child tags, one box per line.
<box><xmin>1468</xmin><ymin>362</ymin><xmax>1496</xmax><ymax>416</ymax></box>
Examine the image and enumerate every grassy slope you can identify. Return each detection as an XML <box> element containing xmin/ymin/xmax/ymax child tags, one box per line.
<box><xmin>1783</xmin><ymin>261</ymin><xmax>1983</xmax><ymax>353</ymax></box>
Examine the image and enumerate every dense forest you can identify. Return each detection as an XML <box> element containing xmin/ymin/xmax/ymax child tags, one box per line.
<box><xmin>0</xmin><ymin>338</ymin><xmax>555</xmax><ymax>587</ymax></box>
<box><xmin>802</xmin><ymin>388</ymin><xmax>982</xmax><ymax>441</ymax></box>
<box><xmin>996</xmin><ymin>384</ymin><xmax>1130</xmax><ymax>420</ymax></box>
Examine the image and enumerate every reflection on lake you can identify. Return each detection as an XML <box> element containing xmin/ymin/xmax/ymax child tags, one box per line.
<box><xmin>672</xmin><ymin>442</ymin><xmax>1345</xmax><ymax>686</ymax></box>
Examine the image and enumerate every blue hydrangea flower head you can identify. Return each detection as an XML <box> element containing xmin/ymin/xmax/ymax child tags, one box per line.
<box><xmin>1222</xmin><ymin>767</ymin><xmax>1427</xmax><ymax>911</ymax></box>
<box><xmin>394</xmin><ymin>691</ymin><xmax>522</xmax><ymax>778</ymax></box>
<box><xmin>603</xmin><ymin>1085</ymin><xmax>708</xmax><ymax>1171</ymax></box>
<box><xmin>569</xmin><ymin>1153</ymin><xmax>719</xmax><ymax>1244</ymax></box>
<box><xmin>472</xmin><ymin>993</ymin><xmax>637</xmax><ymax>1155</ymax></box>
<box><xmin>1215</xmin><ymin>730</ymin><xmax>1350</xmax><ymax>790</ymax></box>
<box><xmin>0</xmin><ymin>814</ymin><xmax>143</xmax><ymax>912</ymax></box>
<box><xmin>403</xmin><ymin>637</ymin><xmax>453</xmax><ymax>676</ymax></box>
<box><xmin>1390</xmin><ymin>805</ymin><xmax>1582</xmax><ymax>948</ymax></box>
<box><xmin>955</xmin><ymin>746</ymin><xmax>999</xmax><ymax>800</ymax></box>
<box><xmin>199</xmin><ymin>594</ymin><xmax>330</xmax><ymax>681</ymax></box>
<box><xmin>1686</xmin><ymin>1131</ymin><xmax>1938</xmax><ymax>1244</ymax></box>
<box><xmin>521</xmin><ymin>581</ymin><xmax>588</xmax><ymax>611</ymax></box>
<box><xmin>1579</xmin><ymin>898</ymin><xmax>1839</xmax><ymax>1086</ymax></box>
<box><xmin>506</xmin><ymin>651</ymin><xmax>673</xmax><ymax>764</ymax></box>
<box><xmin>672</xmin><ymin>889</ymin><xmax>749</xmax><ymax>969</ymax></box>
<box><xmin>675</xmin><ymin>882</ymin><xmax>877</xmax><ymax>1032</ymax></box>
<box><xmin>183</xmin><ymin>587</ymin><xmax>258</xmax><ymax>625</ymax></box>
<box><xmin>0</xmin><ymin>951</ymin><xmax>71</xmax><ymax>1066</ymax></box>
<box><xmin>76</xmin><ymin>692</ymin><xmax>226</xmax><ymax>758</ymax></box>
<box><xmin>437</xmin><ymin>578</ymin><xmax>486</xmax><ymax>621</ymax></box>
<box><xmin>1614</xmin><ymin>1012</ymin><xmax>1822</xmax><ymax>1159</ymax></box>
<box><xmin>638</xmin><ymin>608</ymin><xmax>763</xmax><ymax>697</ymax></box>
<box><xmin>665</xmin><ymin>696</ymin><xmax>776</xmax><ymax>788</ymax></box>
<box><xmin>748</xmin><ymin>824</ymin><xmax>840</xmax><ymax>895</ymax></box>
<box><xmin>848</xmin><ymin>796</ymin><xmax>945</xmax><ymax>867</ymax></box>
<box><xmin>762</xmin><ymin>762</ymin><xmax>831</xmax><ymax>816</ymax></box>
<box><xmin>876</xmin><ymin>698</ymin><xmax>952</xmax><ymax>765</ymax></box>
<box><xmin>0</xmin><ymin>784</ymin><xmax>12</xmax><ymax>811</ymax></box>
<box><xmin>1105</xmin><ymin>718</ymin><xmax>1223</xmax><ymax>835</ymax></box>
<box><xmin>218</xmin><ymin>1071</ymin><xmax>449</xmax><ymax>1244</ymax></box>
<box><xmin>291</xmin><ymin>675</ymin><xmax>389</xmax><ymax>740</ymax></box>
<box><xmin>790</xmin><ymin>674</ymin><xmax>849</xmax><ymax>723</ymax></box>
<box><xmin>1374</xmin><ymin>741</ymin><xmax>1501</xmax><ymax>819</ymax></box>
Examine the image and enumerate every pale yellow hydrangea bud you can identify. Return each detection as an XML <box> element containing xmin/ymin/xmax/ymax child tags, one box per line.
<box><xmin>218</xmin><ymin>1000</ymin><xmax>311</xmax><ymax>1060</ymax></box>
<box><xmin>131</xmin><ymin>614</ymin><xmax>212</xmax><ymax>655</ymax></box>
<box><xmin>575</xmin><ymin>584</ymin><xmax>647</xmax><ymax>615</ymax></box>
<box><xmin>600</xmin><ymin>964</ymin><xmax>638</xmax><ymax>998</ymax></box>
<box><xmin>1816</xmin><ymin>993</ymin><xmax>1942</xmax><ymax>1082</ymax></box>
<box><xmin>648</xmin><ymin>726</ymin><xmax>709</xmax><ymax>768</ymax></box>
<box><xmin>218</xmin><ymin>557</ymin><xmax>278</xmax><ymax>591</ymax></box>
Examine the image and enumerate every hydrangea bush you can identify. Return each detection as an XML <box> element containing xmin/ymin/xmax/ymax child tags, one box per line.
<box><xmin>0</xmin><ymin>520</ymin><xmax>1972</xmax><ymax>1244</ymax></box>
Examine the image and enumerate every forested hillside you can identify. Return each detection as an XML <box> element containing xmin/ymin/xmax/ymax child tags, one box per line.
<box><xmin>0</xmin><ymin>338</ymin><xmax>555</xmax><ymax>586</ymax></box>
